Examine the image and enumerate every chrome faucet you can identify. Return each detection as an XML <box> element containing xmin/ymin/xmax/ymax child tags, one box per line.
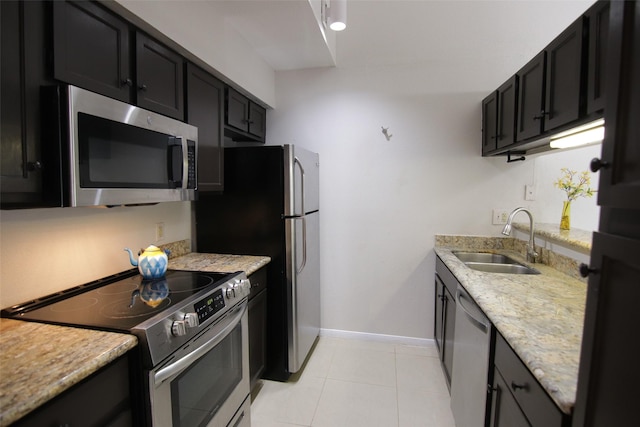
<box><xmin>502</xmin><ymin>207</ymin><xmax>538</xmax><ymax>263</ymax></box>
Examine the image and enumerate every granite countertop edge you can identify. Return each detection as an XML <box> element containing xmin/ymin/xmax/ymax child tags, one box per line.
<box><xmin>434</xmin><ymin>240</ymin><xmax>587</xmax><ymax>415</ymax></box>
<box><xmin>168</xmin><ymin>252</ymin><xmax>271</xmax><ymax>275</ymax></box>
<box><xmin>0</xmin><ymin>319</ymin><xmax>137</xmax><ymax>426</ymax></box>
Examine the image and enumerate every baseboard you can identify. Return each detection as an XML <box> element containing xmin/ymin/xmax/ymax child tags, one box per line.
<box><xmin>320</xmin><ymin>328</ymin><xmax>434</xmax><ymax>347</ymax></box>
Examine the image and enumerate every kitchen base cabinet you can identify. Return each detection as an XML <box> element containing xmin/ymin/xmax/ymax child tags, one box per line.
<box><xmin>434</xmin><ymin>256</ymin><xmax>456</xmax><ymax>389</ymax></box>
<box><xmin>490</xmin><ymin>333</ymin><xmax>568</xmax><ymax>427</ymax></box>
<box><xmin>12</xmin><ymin>354</ymin><xmax>134</xmax><ymax>427</ymax></box>
<box><xmin>248</xmin><ymin>266</ymin><xmax>268</xmax><ymax>390</ymax></box>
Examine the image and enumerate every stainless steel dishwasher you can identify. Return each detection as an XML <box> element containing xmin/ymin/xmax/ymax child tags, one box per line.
<box><xmin>450</xmin><ymin>284</ymin><xmax>493</xmax><ymax>427</ymax></box>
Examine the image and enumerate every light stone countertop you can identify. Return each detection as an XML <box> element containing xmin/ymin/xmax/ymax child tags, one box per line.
<box><xmin>0</xmin><ymin>318</ymin><xmax>137</xmax><ymax>426</ymax></box>
<box><xmin>168</xmin><ymin>253</ymin><xmax>271</xmax><ymax>275</ymax></box>
<box><xmin>512</xmin><ymin>222</ymin><xmax>592</xmax><ymax>254</ymax></box>
<box><xmin>435</xmin><ymin>237</ymin><xmax>587</xmax><ymax>415</ymax></box>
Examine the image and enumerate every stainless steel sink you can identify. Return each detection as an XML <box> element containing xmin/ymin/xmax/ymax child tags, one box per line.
<box><xmin>453</xmin><ymin>251</ymin><xmax>540</xmax><ymax>275</ymax></box>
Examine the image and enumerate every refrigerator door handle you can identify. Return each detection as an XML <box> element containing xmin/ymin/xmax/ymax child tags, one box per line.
<box><xmin>294</xmin><ymin>156</ymin><xmax>305</xmax><ymax>216</ymax></box>
<box><xmin>297</xmin><ymin>216</ymin><xmax>307</xmax><ymax>274</ymax></box>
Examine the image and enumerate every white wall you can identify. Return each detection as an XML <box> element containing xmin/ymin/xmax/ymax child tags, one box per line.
<box><xmin>267</xmin><ymin>66</ymin><xmax>600</xmax><ymax>340</ymax></box>
<box><xmin>0</xmin><ymin>202</ymin><xmax>192</xmax><ymax>308</ymax></box>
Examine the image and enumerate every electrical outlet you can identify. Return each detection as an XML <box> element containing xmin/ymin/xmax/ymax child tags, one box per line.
<box><xmin>156</xmin><ymin>222</ymin><xmax>165</xmax><ymax>242</ymax></box>
<box><xmin>492</xmin><ymin>209</ymin><xmax>509</xmax><ymax>225</ymax></box>
<box><xmin>525</xmin><ymin>184</ymin><xmax>536</xmax><ymax>201</ymax></box>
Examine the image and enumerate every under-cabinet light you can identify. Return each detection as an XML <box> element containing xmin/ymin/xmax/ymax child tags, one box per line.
<box><xmin>550</xmin><ymin>119</ymin><xmax>605</xmax><ymax>149</ymax></box>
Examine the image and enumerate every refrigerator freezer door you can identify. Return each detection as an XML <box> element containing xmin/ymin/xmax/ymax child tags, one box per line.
<box><xmin>284</xmin><ymin>145</ymin><xmax>320</xmax><ymax>216</ymax></box>
<box><xmin>285</xmin><ymin>211</ymin><xmax>320</xmax><ymax>373</ymax></box>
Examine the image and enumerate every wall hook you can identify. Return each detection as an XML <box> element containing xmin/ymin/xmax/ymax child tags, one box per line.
<box><xmin>381</xmin><ymin>126</ymin><xmax>393</xmax><ymax>141</ymax></box>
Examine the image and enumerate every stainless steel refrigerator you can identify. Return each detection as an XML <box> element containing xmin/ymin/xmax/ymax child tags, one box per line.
<box><xmin>195</xmin><ymin>145</ymin><xmax>320</xmax><ymax>381</ymax></box>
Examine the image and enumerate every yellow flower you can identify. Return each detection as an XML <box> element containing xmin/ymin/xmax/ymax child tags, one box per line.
<box><xmin>554</xmin><ymin>168</ymin><xmax>596</xmax><ymax>202</ymax></box>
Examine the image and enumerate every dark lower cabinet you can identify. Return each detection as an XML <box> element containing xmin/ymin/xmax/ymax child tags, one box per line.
<box><xmin>490</xmin><ymin>333</ymin><xmax>567</xmax><ymax>427</ymax></box>
<box><xmin>434</xmin><ymin>256</ymin><xmax>456</xmax><ymax>389</ymax></box>
<box><xmin>248</xmin><ymin>267</ymin><xmax>268</xmax><ymax>390</ymax></box>
<box><xmin>13</xmin><ymin>354</ymin><xmax>133</xmax><ymax>427</ymax></box>
<box><xmin>186</xmin><ymin>64</ymin><xmax>224</xmax><ymax>192</ymax></box>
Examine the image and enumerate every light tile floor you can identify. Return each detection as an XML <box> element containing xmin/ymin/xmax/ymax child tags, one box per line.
<box><xmin>250</xmin><ymin>336</ymin><xmax>456</xmax><ymax>427</ymax></box>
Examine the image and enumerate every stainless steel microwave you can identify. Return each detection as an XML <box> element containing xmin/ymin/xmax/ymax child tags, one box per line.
<box><xmin>50</xmin><ymin>85</ymin><xmax>197</xmax><ymax>207</ymax></box>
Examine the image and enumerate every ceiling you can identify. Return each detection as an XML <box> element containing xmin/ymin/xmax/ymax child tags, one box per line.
<box><xmin>219</xmin><ymin>0</ymin><xmax>595</xmax><ymax>74</ymax></box>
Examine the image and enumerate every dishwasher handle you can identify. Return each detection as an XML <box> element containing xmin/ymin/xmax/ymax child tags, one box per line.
<box><xmin>456</xmin><ymin>289</ymin><xmax>489</xmax><ymax>334</ymax></box>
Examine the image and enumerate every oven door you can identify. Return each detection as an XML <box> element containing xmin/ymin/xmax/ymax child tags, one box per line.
<box><xmin>148</xmin><ymin>300</ymin><xmax>250</xmax><ymax>427</ymax></box>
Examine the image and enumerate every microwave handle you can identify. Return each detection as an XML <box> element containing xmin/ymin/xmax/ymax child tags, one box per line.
<box><xmin>168</xmin><ymin>137</ymin><xmax>188</xmax><ymax>188</ymax></box>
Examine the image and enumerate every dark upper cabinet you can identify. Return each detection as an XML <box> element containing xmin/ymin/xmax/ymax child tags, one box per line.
<box><xmin>496</xmin><ymin>76</ymin><xmax>518</xmax><ymax>150</ymax></box>
<box><xmin>482</xmin><ymin>91</ymin><xmax>498</xmax><ymax>155</ymax></box>
<box><xmin>186</xmin><ymin>64</ymin><xmax>224</xmax><ymax>192</ymax></box>
<box><xmin>53</xmin><ymin>0</ymin><xmax>131</xmax><ymax>103</ymax></box>
<box><xmin>53</xmin><ymin>1</ymin><xmax>185</xmax><ymax>121</ymax></box>
<box><xmin>135</xmin><ymin>32</ymin><xmax>184</xmax><ymax>120</ymax></box>
<box><xmin>592</xmin><ymin>0</ymin><xmax>640</xmax><ymax>211</ymax></box>
<box><xmin>1</xmin><ymin>1</ymin><xmax>58</xmax><ymax>208</ymax></box>
<box><xmin>586</xmin><ymin>1</ymin><xmax>610</xmax><ymax>114</ymax></box>
<box><xmin>516</xmin><ymin>52</ymin><xmax>546</xmax><ymax>142</ymax></box>
<box><xmin>225</xmin><ymin>87</ymin><xmax>267</xmax><ymax>142</ymax></box>
<box><xmin>543</xmin><ymin>18</ymin><xmax>585</xmax><ymax>132</ymax></box>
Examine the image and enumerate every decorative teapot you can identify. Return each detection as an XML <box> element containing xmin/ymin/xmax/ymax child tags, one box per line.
<box><xmin>124</xmin><ymin>245</ymin><xmax>170</xmax><ymax>280</ymax></box>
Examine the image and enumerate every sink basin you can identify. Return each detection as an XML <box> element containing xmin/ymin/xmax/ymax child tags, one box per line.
<box><xmin>453</xmin><ymin>251</ymin><xmax>540</xmax><ymax>275</ymax></box>
<box><xmin>453</xmin><ymin>252</ymin><xmax>520</xmax><ymax>264</ymax></box>
<box><xmin>464</xmin><ymin>262</ymin><xmax>540</xmax><ymax>275</ymax></box>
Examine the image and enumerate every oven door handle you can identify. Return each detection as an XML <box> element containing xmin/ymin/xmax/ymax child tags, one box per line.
<box><xmin>154</xmin><ymin>300</ymin><xmax>247</xmax><ymax>385</ymax></box>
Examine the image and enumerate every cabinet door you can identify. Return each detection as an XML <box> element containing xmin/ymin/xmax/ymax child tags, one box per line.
<box><xmin>442</xmin><ymin>285</ymin><xmax>456</xmax><ymax>387</ymax></box>
<box><xmin>136</xmin><ymin>33</ymin><xmax>184</xmax><ymax>120</ymax></box>
<box><xmin>482</xmin><ymin>91</ymin><xmax>498</xmax><ymax>155</ymax></box>
<box><xmin>516</xmin><ymin>52</ymin><xmax>546</xmax><ymax>141</ymax></box>
<box><xmin>497</xmin><ymin>76</ymin><xmax>518</xmax><ymax>149</ymax></box>
<box><xmin>586</xmin><ymin>1</ymin><xmax>610</xmax><ymax>114</ymax></box>
<box><xmin>53</xmin><ymin>0</ymin><xmax>131</xmax><ymax>103</ymax></box>
<box><xmin>226</xmin><ymin>87</ymin><xmax>250</xmax><ymax>132</ymax></box>
<box><xmin>572</xmin><ymin>232</ymin><xmax>640</xmax><ymax>427</ymax></box>
<box><xmin>1</xmin><ymin>1</ymin><xmax>56</xmax><ymax>208</ymax></box>
<box><xmin>249</xmin><ymin>102</ymin><xmax>267</xmax><ymax>140</ymax></box>
<box><xmin>595</xmin><ymin>0</ymin><xmax>640</xmax><ymax>210</ymax></box>
<box><xmin>186</xmin><ymin>64</ymin><xmax>224</xmax><ymax>192</ymax></box>
<box><xmin>248</xmin><ymin>288</ymin><xmax>267</xmax><ymax>389</ymax></box>
<box><xmin>434</xmin><ymin>274</ymin><xmax>445</xmax><ymax>353</ymax></box>
<box><xmin>489</xmin><ymin>370</ymin><xmax>531</xmax><ymax>427</ymax></box>
<box><xmin>544</xmin><ymin>18</ymin><xmax>585</xmax><ymax>132</ymax></box>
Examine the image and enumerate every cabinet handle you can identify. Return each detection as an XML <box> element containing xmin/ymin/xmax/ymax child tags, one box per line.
<box><xmin>590</xmin><ymin>157</ymin><xmax>610</xmax><ymax>172</ymax></box>
<box><xmin>579</xmin><ymin>263</ymin><xmax>599</xmax><ymax>278</ymax></box>
<box><xmin>533</xmin><ymin>110</ymin><xmax>550</xmax><ymax>120</ymax></box>
<box><xmin>27</xmin><ymin>161</ymin><xmax>42</xmax><ymax>171</ymax></box>
<box><xmin>511</xmin><ymin>381</ymin><xmax>528</xmax><ymax>392</ymax></box>
<box><xmin>121</xmin><ymin>78</ymin><xmax>133</xmax><ymax>87</ymax></box>
<box><xmin>138</xmin><ymin>84</ymin><xmax>148</xmax><ymax>91</ymax></box>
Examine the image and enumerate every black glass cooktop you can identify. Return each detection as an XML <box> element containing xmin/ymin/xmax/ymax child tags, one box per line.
<box><xmin>1</xmin><ymin>269</ymin><xmax>234</xmax><ymax>332</ymax></box>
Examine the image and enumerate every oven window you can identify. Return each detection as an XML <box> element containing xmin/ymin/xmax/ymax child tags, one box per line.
<box><xmin>170</xmin><ymin>323</ymin><xmax>243</xmax><ymax>427</ymax></box>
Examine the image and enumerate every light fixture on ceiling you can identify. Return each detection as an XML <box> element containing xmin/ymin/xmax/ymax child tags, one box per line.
<box><xmin>323</xmin><ymin>0</ymin><xmax>347</xmax><ymax>32</ymax></box>
<box><xmin>550</xmin><ymin>118</ymin><xmax>605</xmax><ymax>149</ymax></box>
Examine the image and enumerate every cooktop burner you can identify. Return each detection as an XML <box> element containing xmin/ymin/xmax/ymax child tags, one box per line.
<box><xmin>2</xmin><ymin>269</ymin><xmax>233</xmax><ymax>332</ymax></box>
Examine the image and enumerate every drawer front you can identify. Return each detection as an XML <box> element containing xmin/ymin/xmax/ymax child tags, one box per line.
<box><xmin>494</xmin><ymin>333</ymin><xmax>563</xmax><ymax>426</ymax></box>
<box><xmin>436</xmin><ymin>256</ymin><xmax>459</xmax><ymax>295</ymax></box>
<box><xmin>248</xmin><ymin>266</ymin><xmax>267</xmax><ymax>299</ymax></box>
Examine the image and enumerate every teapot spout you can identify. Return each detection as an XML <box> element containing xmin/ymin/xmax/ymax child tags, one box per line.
<box><xmin>124</xmin><ymin>248</ymin><xmax>138</xmax><ymax>266</ymax></box>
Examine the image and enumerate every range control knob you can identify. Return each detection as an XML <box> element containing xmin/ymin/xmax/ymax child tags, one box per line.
<box><xmin>171</xmin><ymin>320</ymin><xmax>187</xmax><ymax>337</ymax></box>
<box><xmin>184</xmin><ymin>312</ymin><xmax>199</xmax><ymax>328</ymax></box>
<box><xmin>226</xmin><ymin>284</ymin><xmax>236</xmax><ymax>299</ymax></box>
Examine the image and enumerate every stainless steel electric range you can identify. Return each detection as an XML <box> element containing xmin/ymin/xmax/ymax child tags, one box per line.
<box><xmin>2</xmin><ymin>269</ymin><xmax>252</xmax><ymax>427</ymax></box>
